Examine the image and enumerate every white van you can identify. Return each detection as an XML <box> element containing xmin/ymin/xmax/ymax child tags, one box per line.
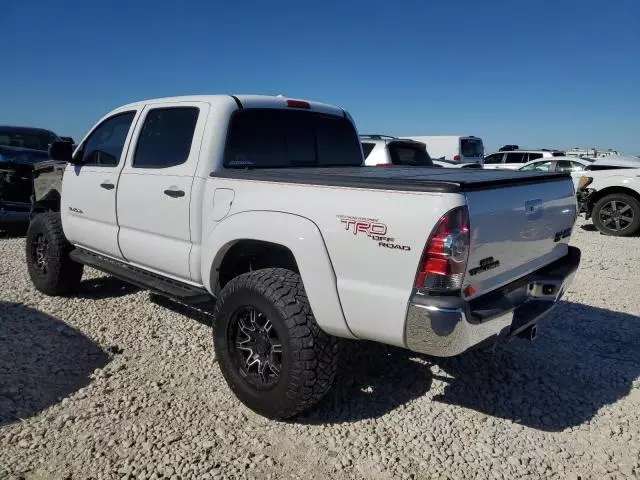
<box><xmin>401</xmin><ymin>135</ymin><xmax>484</xmax><ymax>164</ymax></box>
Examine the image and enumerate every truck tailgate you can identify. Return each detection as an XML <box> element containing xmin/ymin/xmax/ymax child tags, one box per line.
<box><xmin>462</xmin><ymin>177</ymin><xmax>577</xmax><ymax>300</ymax></box>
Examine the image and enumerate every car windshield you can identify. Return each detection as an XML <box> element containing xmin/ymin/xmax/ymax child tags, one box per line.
<box><xmin>0</xmin><ymin>128</ymin><xmax>58</xmax><ymax>151</ymax></box>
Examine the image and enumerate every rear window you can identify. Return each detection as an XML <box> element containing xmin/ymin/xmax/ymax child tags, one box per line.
<box><xmin>388</xmin><ymin>142</ymin><xmax>433</xmax><ymax>166</ymax></box>
<box><xmin>361</xmin><ymin>142</ymin><xmax>375</xmax><ymax>159</ymax></box>
<box><xmin>552</xmin><ymin>151</ymin><xmax>566</xmax><ymax>157</ymax></box>
<box><xmin>460</xmin><ymin>138</ymin><xmax>483</xmax><ymax>157</ymax></box>
<box><xmin>224</xmin><ymin>109</ymin><xmax>363</xmax><ymax>168</ymax></box>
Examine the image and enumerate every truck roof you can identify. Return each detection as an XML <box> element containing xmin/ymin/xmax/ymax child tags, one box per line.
<box><xmin>112</xmin><ymin>94</ymin><xmax>346</xmax><ymax>118</ymax></box>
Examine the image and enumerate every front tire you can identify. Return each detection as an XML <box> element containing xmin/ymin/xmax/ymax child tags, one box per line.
<box><xmin>592</xmin><ymin>194</ymin><xmax>640</xmax><ymax>237</ymax></box>
<box><xmin>25</xmin><ymin>212</ymin><xmax>83</xmax><ymax>295</ymax></box>
<box><xmin>213</xmin><ymin>268</ymin><xmax>338</xmax><ymax>419</ymax></box>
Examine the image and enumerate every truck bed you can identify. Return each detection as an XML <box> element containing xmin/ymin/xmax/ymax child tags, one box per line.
<box><xmin>212</xmin><ymin>167</ymin><xmax>570</xmax><ymax>193</ymax></box>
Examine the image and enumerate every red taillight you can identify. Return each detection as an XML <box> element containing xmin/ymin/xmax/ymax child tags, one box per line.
<box><xmin>286</xmin><ymin>99</ymin><xmax>310</xmax><ymax>109</ymax></box>
<box><xmin>453</xmin><ymin>155</ymin><xmax>461</xmax><ymax>161</ymax></box>
<box><xmin>414</xmin><ymin>206</ymin><xmax>470</xmax><ymax>292</ymax></box>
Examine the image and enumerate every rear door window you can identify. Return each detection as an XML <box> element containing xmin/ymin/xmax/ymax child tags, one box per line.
<box><xmin>133</xmin><ymin>107</ymin><xmax>199</xmax><ymax>169</ymax></box>
<box><xmin>505</xmin><ymin>152</ymin><xmax>527</xmax><ymax>164</ymax></box>
<box><xmin>387</xmin><ymin>142</ymin><xmax>434</xmax><ymax>166</ymax></box>
<box><xmin>527</xmin><ymin>153</ymin><xmax>544</xmax><ymax>161</ymax></box>
<box><xmin>460</xmin><ymin>138</ymin><xmax>484</xmax><ymax>157</ymax></box>
<box><xmin>483</xmin><ymin>153</ymin><xmax>504</xmax><ymax>164</ymax></box>
<box><xmin>224</xmin><ymin>109</ymin><xmax>362</xmax><ymax>168</ymax></box>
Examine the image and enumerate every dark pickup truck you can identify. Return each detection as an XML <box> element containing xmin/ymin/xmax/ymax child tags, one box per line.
<box><xmin>0</xmin><ymin>126</ymin><xmax>70</xmax><ymax>227</ymax></box>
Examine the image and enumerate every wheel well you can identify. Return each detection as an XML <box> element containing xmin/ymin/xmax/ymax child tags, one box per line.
<box><xmin>590</xmin><ymin>186</ymin><xmax>640</xmax><ymax>208</ymax></box>
<box><xmin>35</xmin><ymin>190</ymin><xmax>61</xmax><ymax>212</ymax></box>
<box><xmin>216</xmin><ymin>240</ymin><xmax>299</xmax><ymax>292</ymax></box>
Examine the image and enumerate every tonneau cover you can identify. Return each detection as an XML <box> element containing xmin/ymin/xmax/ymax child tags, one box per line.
<box><xmin>212</xmin><ymin>167</ymin><xmax>570</xmax><ymax>193</ymax></box>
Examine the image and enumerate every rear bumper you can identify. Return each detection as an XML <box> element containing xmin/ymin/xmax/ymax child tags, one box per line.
<box><xmin>404</xmin><ymin>246</ymin><xmax>581</xmax><ymax>357</ymax></box>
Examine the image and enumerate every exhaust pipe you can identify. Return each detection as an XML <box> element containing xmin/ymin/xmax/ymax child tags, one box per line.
<box><xmin>517</xmin><ymin>325</ymin><xmax>537</xmax><ymax>341</ymax></box>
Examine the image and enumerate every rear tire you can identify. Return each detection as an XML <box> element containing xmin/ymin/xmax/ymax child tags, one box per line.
<box><xmin>213</xmin><ymin>268</ymin><xmax>338</xmax><ymax>419</ymax></box>
<box><xmin>592</xmin><ymin>194</ymin><xmax>640</xmax><ymax>237</ymax></box>
<box><xmin>25</xmin><ymin>212</ymin><xmax>83</xmax><ymax>295</ymax></box>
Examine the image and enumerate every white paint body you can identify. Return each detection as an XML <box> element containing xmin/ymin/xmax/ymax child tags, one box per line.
<box><xmin>59</xmin><ymin>95</ymin><xmax>577</xmax><ymax>350</ymax></box>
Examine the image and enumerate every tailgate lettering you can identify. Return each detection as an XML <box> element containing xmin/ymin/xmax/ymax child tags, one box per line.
<box><xmin>469</xmin><ymin>256</ymin><xmax>500</xmax><ymax>276</ymax></box>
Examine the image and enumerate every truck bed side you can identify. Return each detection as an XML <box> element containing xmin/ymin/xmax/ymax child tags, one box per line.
<box><xmin>203</xmin><ymin>173</ymin><xmax>465</xmax><ymax>347</ymax></box>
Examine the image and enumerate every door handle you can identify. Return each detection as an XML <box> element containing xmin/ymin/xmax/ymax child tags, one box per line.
<box><xmin>164</xmin><ymin>189</ymin><xmax>185</xmax><ymax>198</ymax></box>
<box><xmin>100</xmin><ymin>182</ymin><xmax>115</xmax><ymax>190</ymax></box>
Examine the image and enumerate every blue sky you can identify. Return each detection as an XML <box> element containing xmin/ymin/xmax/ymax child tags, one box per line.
<box><xmin>4</xmin><ymin>0</ymin><xmax>639</xmax><ymax>154</ymax></box>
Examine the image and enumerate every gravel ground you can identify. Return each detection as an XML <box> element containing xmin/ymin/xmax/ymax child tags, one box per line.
<box><xmin>1</xmin><ymin>218</ymin><xmax>640</xmax><ymax>480</ymax></box>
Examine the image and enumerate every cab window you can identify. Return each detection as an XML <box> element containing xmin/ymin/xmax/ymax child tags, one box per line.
<box><xmin>75</xmin><ymin>112</ymin><xmax>136</xmax><ymax>167</ymax></box>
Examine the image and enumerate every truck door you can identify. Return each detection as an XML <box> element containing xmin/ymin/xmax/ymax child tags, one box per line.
<box><xmin>116</xmin><ymin>102</ymin><xmax>209</xmax><ymax>281</ymax></box>
<box><xmin>61</xmin><ymin>110</ymin><xmax>139</xmax><ymax>259</ymax></box>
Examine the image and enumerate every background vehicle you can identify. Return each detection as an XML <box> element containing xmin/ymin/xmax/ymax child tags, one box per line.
<box><xmin>0</xmin><ymin>126</ymin><xmax>71</xmax><ymax>226</ymax></box>
<box><xmin>519</xmin><ymin>155</ymin><xmax>640</xmax><ymax>189</ymax></box>
<box><xmin>360</xmin><ymin>135</ymin><xmax>480</xmax><ymax>169</ymax></box>
<box><xmin>27</xmin><ymin>94</ymin><xmax>580</xmax><ymax>420</ymax></box>
<box><xmin>360</xmin><ymin>135</ymin><xmax>434</xmax><ymax>167</ymax></box>
<box><xmin>400</xmin><ymin>135</ymin><xmax>484</xmax><ymax>164</ymax></box>
<box><xmin>483</xmin><ymin>148</ymin><xmax>566</xmax><ymax>169</ymax></box>
<box><xmin>577</xmin><ymin>168</ymin><xmax>640</xmax><ymax>236</ymax></box>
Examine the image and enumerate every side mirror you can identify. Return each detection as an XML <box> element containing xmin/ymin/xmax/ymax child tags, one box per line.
<box><xmin>59</xmin><ymin>136</ymin><xmax>75</xmax><ymax>145</ymax></box>
<box><xmin>49</xmin><ymin>141</ymin><xmax>74</xmax><ymax>163</ymax></box>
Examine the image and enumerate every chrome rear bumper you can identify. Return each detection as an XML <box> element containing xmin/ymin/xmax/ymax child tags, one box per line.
<box><xmin>404</xmin><ymin>246</ymin><xmax>581</xmax><ymax>357</ymax></box>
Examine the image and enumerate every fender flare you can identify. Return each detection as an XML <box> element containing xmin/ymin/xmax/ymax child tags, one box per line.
<box><xmin>201</xmin><ymin>211</ymin><xmax>356</xmax><ymax>339</ymax></box>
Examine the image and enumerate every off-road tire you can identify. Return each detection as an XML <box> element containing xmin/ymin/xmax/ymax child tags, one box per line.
<box><xmin>592</xmin><ymin>193</ymin><xmax>640</xmax><ymax>237</ymax></box>
<box><xmin>25</xmin><ymin>212</ymin><xmax>83</xmax><ymax>295</ymax></box>
<box><xmin>213</xmin><ymin>268</ymin><xmax>338</xmax><ymax>419</ymax></box>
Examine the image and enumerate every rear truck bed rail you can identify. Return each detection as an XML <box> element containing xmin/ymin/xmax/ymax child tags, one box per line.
<box><xmin>404</xmin><ymin>246</ymin><xmax>581</xmax><ymax>357</ymax></box>
<box><xmin>211</xmin><ymin>167</ymin><xmax>570</xmax><ymax>193</ymax></box>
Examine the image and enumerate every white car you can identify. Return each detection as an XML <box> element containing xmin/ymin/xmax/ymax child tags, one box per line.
<box><xmin>359</xmin><ymin>135</ymin><xmax>480</xmax><ymax>168</ymax></box>
<box><xmin>27</xmin><ymin>94</ymin><xmax>580</xmax><ymax>419</ymax></box>
<box><xmin>518</xmin><ymin>155</ymin><xmax>640</xmax><ymax>189</ymax></box>
<box><xmin>577</xmin><ymin>168</ymin><xmax>640</xmax><ymax>236</ymax></box>
<box><xmin>360</xmin><ymin>135</ymin><xmax>434</xmax><ymax>167</ymax></box>
<box><xmin>484</xmin><ymin>149</ymin><xmax>566</xmax><ymax>170</ymax></box>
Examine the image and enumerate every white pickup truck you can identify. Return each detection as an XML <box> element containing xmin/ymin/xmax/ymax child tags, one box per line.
<box><xmin>26</xmin><ymin>95</ymin><xmax>581</xmax><ymax>419</ymax></box>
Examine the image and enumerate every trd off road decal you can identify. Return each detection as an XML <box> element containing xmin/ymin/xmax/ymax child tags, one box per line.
<box><xmin>337</xmin><ymin>215</ymin><xmax>411</xmax><ymax>251</ymax></box>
